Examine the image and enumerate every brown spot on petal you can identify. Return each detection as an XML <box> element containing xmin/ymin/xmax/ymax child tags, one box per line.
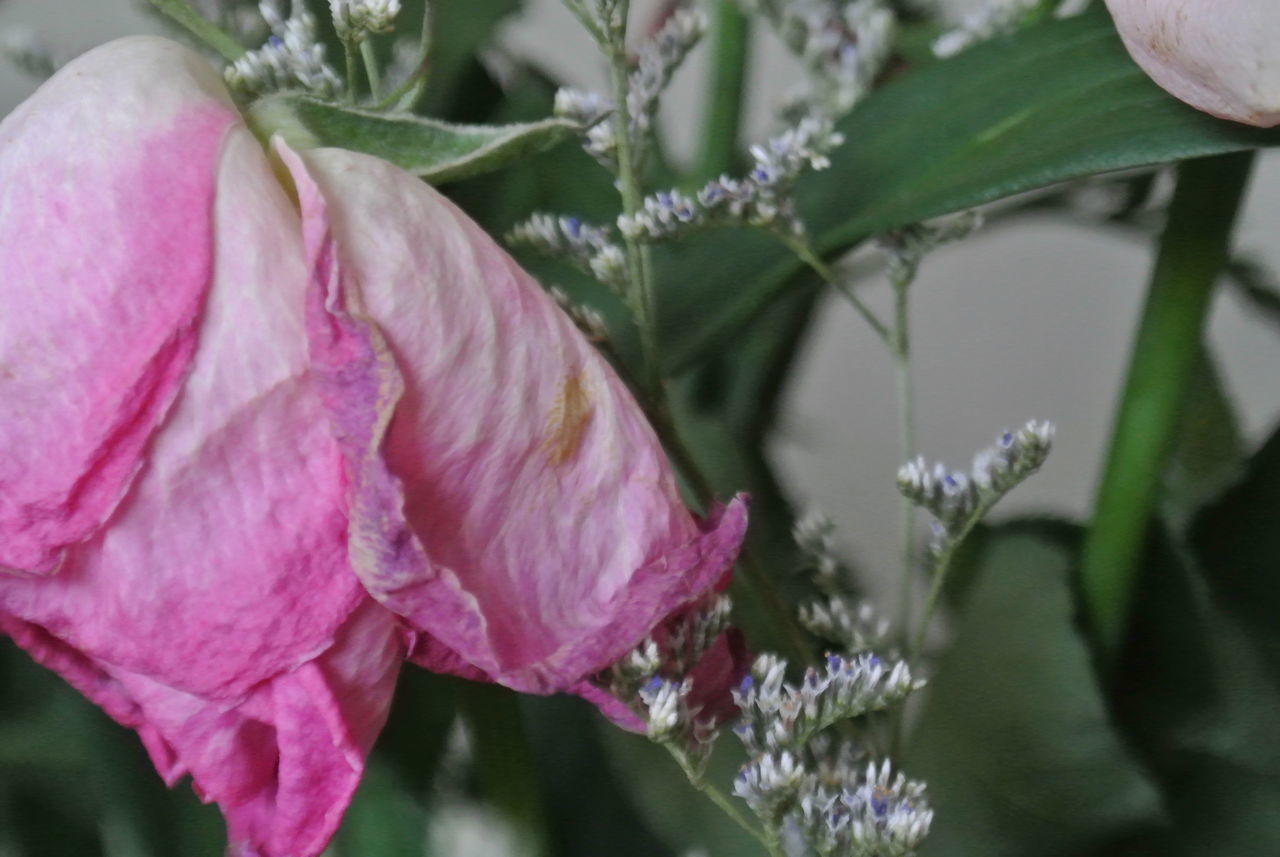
<box><xmin>541</xmin><ymin>372</ymin><xmax>594</xmax><ymax>467</ymax></box>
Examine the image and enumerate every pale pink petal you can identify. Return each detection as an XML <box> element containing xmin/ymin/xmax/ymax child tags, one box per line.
<box><xmin>2</xmin><ymin>127</ymin><xmax>363</xmax><ymax>699</ymax></box>
<box><xmin>0</xmin><ymin>37</ymin><xmax>242</xmax><ymax>575</ymax></box>
<box><xmin>282</xmin><ymin>144</ymin><xmax>748</xmax><ymax>694</ymax></box>
<box><xmin>2</xmin><ymin>53</ymin><xmax>398</xmax><ymax>857</ymax></box>
<box><xmin>1105</xmin><ymin>0</ymin><xmax>1280</xmax><ymax>127</ymax></box>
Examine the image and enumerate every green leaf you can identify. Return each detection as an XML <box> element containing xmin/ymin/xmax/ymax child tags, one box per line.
<box><xmin>907</xmin><ymin>526</ymin><xmax>1163</xmax><ymax>857</ymax></box>
<box><xmin>596</xmin><ymin>718</ymin><xmax>763</xmax><ymax>857</ymax></box>
<box><xmin>414</xmin><ymin>0</ymin><xmax>522</xmax><ymax>119</ymax></box>
<box><xmin>1190</xmin><ymin>424</ymin><xmax>1280</xmax><ymax>674</ymax></box>
<box><xmin>1113</xmin><ymin>530</ymin><xmax>1280</xmax><ymax>856</ymax></box>
<box><xmin>248</xmin><ymin>95</ymin><xmax>578</xmax><ymax>185</ymax></box>
<box><xmin>658</xmin><ymin>7</ymin><xmax>1280</xmax><ymax>372</ymax></box>
<box><xmin>1160</xmin><ymin>348</ymin><xmax>1246</xmax><ymax>533</ymax></box>
<box><xmin>521</xmin><ymin>695</ymin><xmax>677</xmax><ymax>857</ymax></box>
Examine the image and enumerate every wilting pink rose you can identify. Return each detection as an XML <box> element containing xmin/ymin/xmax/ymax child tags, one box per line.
<box><xmin>1105</xmin><ymin>0</ymin><xmax>1280</xmax><ymax>127</ymax></box>
<box><xmin>0</xmin><ymin>34</ymin><xmax>746</xmax><ymax>856</ymax></box>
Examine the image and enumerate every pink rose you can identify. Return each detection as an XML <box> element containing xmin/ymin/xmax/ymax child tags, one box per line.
<box><xmin>0</xmin><ymin>36</ymin><xmax>746</xmax><ymax>856</ymax></box>
<box><xmin>1105</xmin><ymin>0</ymin><xmax>1280</xmax><ymax>127</ymax></box>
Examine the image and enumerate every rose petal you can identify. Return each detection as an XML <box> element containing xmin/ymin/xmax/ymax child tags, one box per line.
<box><xmin>1</xmin><ymin>600</ymin><xmax>402</xmax><ymax>857</ymax></box>
<box><xmin>282</xmin><ymin>143</ymin><xmax>748</xmax><ymax>693</ymax></box>
<box><xmin>0</xmin><ymin>37</ymin><xmax>241</xmax><ymax>575</ymax></box>
<box><xmin>2</xmin><ymin>49</ymin><xmax>399</xmax><ymax>857</ymax></box>
<box><xmin>1105</xmin><ymin>0</ymin><xmax>1280</xmax><ymax>127</ymax></box>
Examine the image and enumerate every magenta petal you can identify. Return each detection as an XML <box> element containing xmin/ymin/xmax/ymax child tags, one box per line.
<box><xmin>282</xmin><ymin>144</ymin><xmax>748</xmax><ymax>693</ymax></box>
<box><xmin>0</xmin><ymin>38</ymin><xmax>240</xmax><ymax>575</ymax></box>
<box><xmin>2</xmin><ymin>41</ymin><xmax>402</xmax><ymax>857</ymax></box>
<box><xmin>2</xmin><ymin>601</ymin><xmax>402</xmax><ymax>857</ymax></box>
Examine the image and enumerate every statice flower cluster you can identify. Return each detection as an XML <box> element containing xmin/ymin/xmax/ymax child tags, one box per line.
<box><xmin>932</xmin><ymin>0</ymin><xmax>1091</xmax><ymax>58</ymax></box>
<box><xmin>898</xmin><ymin>419</ymin><xmax>1054</xmax><ymax>554</ymax></box>
<box><xmin>330</xmin><ymin>0</ymin><xmax>402</xmax><ymax>42</ymax></box>
<box><xmin>793</xmin><ymin>514</ymin><xmax>892</xmax><ymax>655</ymax></box>
<box><xmin>626</xmin><ymin>10</ymin><xmax>706</xmax><ymax>166</ymax></box>
<box><xmin>553</xmin><ymin>11</ymin><xmax>705</xmax><ymax>172</ymax></box>
<box><xmin>598</xmin><ymin>595</ymin><xmax>734</xmax><ymax>770</ymax></box>
<box><xmin>225</xmin><ymin>0</ymin><xmax>342</xmax><ymax>96</ymax></box>
<box><xmin>187</xmin><ymin>0</ymin><xmax>270</xmax><ymax>43</ymax></box>
<box><xmin>731</xmin><ymin>653</ymin><xmax>929</xmax><ymax>854</ymax></box>
<box><xmin>877</xmin><ymin>212</ymin><xmax>983</xmax><ymax>289</ymax></box>
<box><xmin>619</xmin><ymin>115</ymin><xmax>845</xmax><ymax>241</ymax></box>
<box><xmin>743</xmin><ymin>0</ymin><xmax>896</xmax><ymax>117</ymax></box>
<box><xmin>793</xmin><ymin>755</ymin><xmax>934</xmax><ymax>857</ymax></box>
<box><xmin>507</xmin><ymin>214</ymin><xmax>629</xmax><ymax>294</ymax></box>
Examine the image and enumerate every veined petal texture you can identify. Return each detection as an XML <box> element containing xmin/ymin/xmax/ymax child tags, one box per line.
<box><xmin>285</xmin><ymin>145</ymin><xmax>748</xmax><ymax>694</ymax></box>
<box><xmin>1</xmin><ymin>40</ymin><xmax>402</xmax><ymax>857</ymax></box>
<box><xmin>0</xmin><ymin>37</ymin><xmax>240</xmax><ymax>574</ymax></box>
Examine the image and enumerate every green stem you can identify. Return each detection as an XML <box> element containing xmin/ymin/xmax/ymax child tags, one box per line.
<box><xmin>379</xmin><ymin>4</ymin><xmax>433</xmax><ymax>110</ymax></box>
<box><xmin>359</xmin><ymin>39</ymin><xmax>382</xmax><ymax>101</ymax></box>
<box><xmin>665</xmin><ymin>745</ymin><xmax>785</xmax><ymax>857</ymax></box>
<box><xmin>146</xmin><ymin>0</ymin><xmax>245</xmax><ymax>61</ymax></box>
<box><xmin>606</xmin><ymin>21</ymin><xmax>664</xmax><ymax>398</ymax></box>
<box><xmin>1079</xmin><ymin>152</ymin><xmax>1255</xmax><ymax>668</ymax></box>
<box><xmin>697</xmin><ymin>1</ymin><xmax>751</xmax><ymax>179</ymax></box>
<box><xmin>892</xmin><ymin>279</ymin><xmax>917</xmax><ymax>646</ymax></box>
<box><xmin>457</xmin><ymin>683</ymin><xmax>551</xmax><ymax>857</ymax></box>
<box><xmin>343</xmin><ymin>40</ymin><xmax>360</xmax><ymax>103</ymax></box>
<box><xmin>910</xmin><ymin>497</ymin><xmax>996</xmax><ymax>660</ymax></box>
<box><xmin>785</xmin><ymin>235</ymin><xmax>891</xmax><ymax>345</ymax></box>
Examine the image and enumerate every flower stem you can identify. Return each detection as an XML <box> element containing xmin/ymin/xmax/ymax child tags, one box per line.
<box><xmin>891</xmin><ymin>278</ymin><xmax>917</xmax><ymax>646</ymax></box>
<box><xmin>785</xmin><ymin>235</ymin><xmax>891</xmax><ymax>345</ymax></box>
<box><xmin>697</xmin><ymin>0</ymin><xmax>751</xmax><ymax>180</ymax></box>
<box><xmin>1079</xmin><ymin>152</ymin><xmax>1255</xmax><ymax>669</ymax></box>
<box><xmin>360</xmin><ymin>39</ymin><xmax>382</xmax><ymax>101</ymax></box>
<box><xmin>343</xmin><ymin>40</ymin><xmax>360</xmax><ymax>103</ymax></box>
<box><xmin>665</xmin><ymin>745</ymin><xmax>785</xmax><ymax>857</ymax></box>
<box><xmin>909</xmin><ymin>496</ymin><xmax>995</xmax><ymax>661</ymax></box>
<box><xmin>378</xmin><ymin>4</ymin><xmax>433</xmax><ymax>110</ymax></box>
<box><xmin>147</xmin><ymin>0</ymin><xmax>245</xmax><ymax>61</ymax></box>
<box><xmin>605</xmin><ymin>12</ymin><xmax>664</xmax><ymax>399</ymax></box>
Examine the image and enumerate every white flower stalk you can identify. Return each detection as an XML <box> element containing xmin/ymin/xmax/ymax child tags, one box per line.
<box><xmin>507</xmin><ymin>213</ymin><xmax>629</xmax><ymax>294</ymax></box>
<box><xmin>627</xmin><ymin>10</ymin><xmax>706</xmax><ymax>165</ymax></box>
<box><xmin>225</xmin><ymin>1</ymin><xmax>342</xmax><ymax>96</ymax></box>
<box><xmin>555</xmin><ymin>11</ymin><xmax>705</xmax><ymax>173</ymax></box>
<box><xmin>898</xmin><ymin>419</ymin><xmax>1054</xmax><ymax>553</ymax></box>
<box><xmin>732</xmin><ymin>652</ymin><xmax>922</xmax><ymax>757</ymax></box>
<box><xmin>801</xmin><ymin>597</ymin><xmax>890</xmax><ymax>655</ymax></box>
<box><xmin>547</xmin><ymin>287</ymin><xmax>610</xmax><ymax>343</ymax></box>
<box><xmin>330</xmin><ymin>0</ymin><xmax>402</xmax><ymax>42</ymax></box>
<box><xmin>932</xmin><ymin>0</ymin><xmax>1087</xmax><ymax>58</ymax></box>
<box><xmin>619</xmin><ymin>114</ymin><xmax>845</xmax><ymax>241</ymax></box>
<box><xmin>797</xmin><ymin>759</ymin><xmax>934</xmax><ymax>857</ymax></box>
<box><xmin>793</xmin><ymin>514</ymin><xmax>893</xmax><ymax>654</ymax></box>
<box><xmin>744</xmin><ymin>0</ymin><xmax>896</xmax><ymax>118</ymax></box>
<box><xmin>878</xmin><ymin>211</ymin><xmax>983</xmax><ymax>289</ymax></box>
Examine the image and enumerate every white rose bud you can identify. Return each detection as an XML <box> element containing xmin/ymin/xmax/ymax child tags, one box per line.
<box><xmin>1105</xmin><ymin>0</ymin><xmax>1280</xmax><ymax>127</ymax></box>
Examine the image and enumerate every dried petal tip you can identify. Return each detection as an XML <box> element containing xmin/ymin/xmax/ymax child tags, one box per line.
<box><xmin>1105</xmin><ymin>0</ymin><xmax>1280</xmax><ymax>127</ymax></box>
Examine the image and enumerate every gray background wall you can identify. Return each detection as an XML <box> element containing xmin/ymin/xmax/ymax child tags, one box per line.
<box><xmin>3</xmin><ymin>0</ymin><xmax>1277</xmax><ymax>606</ymax></box>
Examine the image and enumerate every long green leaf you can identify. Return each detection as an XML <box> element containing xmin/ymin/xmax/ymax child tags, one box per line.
<box><xmin>248</xmin><ymin>95</ymin><xmax>578</xmax><ymax>184</ymax></box>
<box><xmin>659</xmin><ymin>7</ymin><xmax>1280</xmax><ymax>372</ymax></box>
<box><xmin>907</xmin><ymin>525</ymin><xmax>1163</xmax><ymax>857</ymax></box>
